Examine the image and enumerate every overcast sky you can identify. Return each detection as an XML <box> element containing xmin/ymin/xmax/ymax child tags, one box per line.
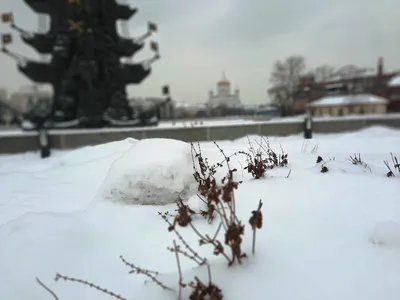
<box><xmin>0</xmin><ymin>0</ymin><xmax>399</xmax><ymax>104</ymax></box>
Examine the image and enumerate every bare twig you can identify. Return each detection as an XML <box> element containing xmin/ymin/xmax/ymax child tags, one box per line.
<box><xmin>249</xmin><ymin>200</ymin><xmax>263</xmax><ymax>255</ymax></box>
<box><xmin>159</xmin><ymin>212</ymin><xmax>206</xmax><ymax>265</ymax></box>
<box><xmin>36</xmin><ymin>277</ymin><xmax>59</xmax><ymax>300</ymax></box>
<box><xmin>119</xmin><ymin>256</ymin><xmax>174</xmax><ymax>291</ymax></box>
<box><xmin>173</xmin><ymin>240</ymin><xmax>183</xmax><ymax>300</ymax></box>
<box><xmin>54</xmin><ymin>273</ymin><xmax>128</xmax><ymax>300</ymax></box>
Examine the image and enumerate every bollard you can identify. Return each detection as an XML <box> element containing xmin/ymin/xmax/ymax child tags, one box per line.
<box><xmin>303</xmin><ymin>115</ymin><xmax>313</xmax><ymax>139</ymax></box>
<box><xmin>39</xmin><ymin>128</ymin><xmax>51</xmax><ymax>158</ymax></box>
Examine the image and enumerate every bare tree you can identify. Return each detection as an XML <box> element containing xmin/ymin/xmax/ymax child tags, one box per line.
<box><xmin>313</xmin><ymin>65</ymin><xmax>335</xmax><ymax>82</ymax></box>
<box><xmin>268</xmin><ymin>55</ymin><xmax>306</xmax><ymax>115</ymax></box>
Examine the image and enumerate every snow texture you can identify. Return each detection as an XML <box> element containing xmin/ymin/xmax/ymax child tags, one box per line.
<box><xmin>388</xmin><ymin>75</ymin><xmax>400</xmax><ymax>87</ymax></box>
<box><xmin>370</xmin><ymin>221</ymin><xmax>400</xmax><ymax>248</ymax></box>
<box><xmin>0</xmin><ymin>126</ymin><xmax>400</xmax><ymax>300</ymax></box>
<box><xmin>309</xmin><ymin>93</ymin><xmax>388</xmax><ymax>107</ymax></box>
<box><xmin>98</xmin><ymin>138</ymin><xmax>197</xmax><ymax>205</ymax></box>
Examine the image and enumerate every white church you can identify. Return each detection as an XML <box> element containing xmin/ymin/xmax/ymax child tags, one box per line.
<box><xmin>207</xmin><ymin>73</ymin><xmax>243</xmax><ymax>109</ymax></box>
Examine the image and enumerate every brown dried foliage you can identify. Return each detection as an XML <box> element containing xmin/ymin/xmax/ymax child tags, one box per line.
<box><xmin>188</xmin><ymin>277</ymin><xmax>223</xmax><ymax>300</ymax></box>
<box><xmin>241</xmin><ymin>137</ymin><xmax>288</xmax><ymax>179</ymax></box>
<box><xmin>168</xmin><ymin>197</ymin><xmax>196</xmax><ymax>230</ymax></box>
<box><xmin>249</xmin><ymin>200</ymin><xmax>263</xmax><ymax>255</ymax></box>
<box><xmin>187</xmin><ymin>142</ymin><xmax>247</xmax><ymax>266</ymax></box>
<box><xmin>38</xmin><ymin>142</ymin><xmax>265</xmax><ymax>300</ymax></box>
<box><xmin>191</xmin><ymin>141</ymin><xmax>242</xmax><ymax>223</ymax></box>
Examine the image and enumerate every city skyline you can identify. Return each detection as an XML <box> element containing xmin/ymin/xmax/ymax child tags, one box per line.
<box><xmin>0</xmin><ymin>0</ymin><xmax>399</xmax><ymax>104</ymax></box>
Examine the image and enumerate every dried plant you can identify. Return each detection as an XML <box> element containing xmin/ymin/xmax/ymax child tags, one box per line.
<box><xmin>169</xmin><ymin>197</ymin><xmax>196</xmax><ymax>229</ymax></box>
<box><xmin>321</xmin><ymin>165</ymin><xmax>329</xmax><ymax>173</ymax></box>
<box><xmin>120</xmin><ymin>255</ymin><xmax>174</xmax><ymax>291</ymax></box>
<box><xmin>311</xmin><ymin>144</ymin><xmax>319</xmax><ymax>154</ymax></box>
<box><xmin>316</xmin><ymin>156</ymin><xmax>323</xmax><ymax>163</ymax></box>
<box><xmin>39</xmin><ymin>142</ymin><xmax>264</xmax><ymax>300</ymax></box>
<box><xmin>187</xmin><ymin>276</ymin><xmax>223</xmax><ymax>300</ymax></box>
<box><xmin>301</xmin><ymin>140</ymin><xmax>318</xmax><ymax>154</ymax></box>
<box><xmin>348</xmin><ymin>153</ymin><xmax>371</xmax><ymax>172</ymax></box>
<box><xmin>54</xmin><ymin>273</ymin><xmax>128</xmax><ymax>300</ymax></box>
<box><xmin>191</xmin><ymin>142</ymin><xmax>241</xmax><ymax>222</ymax></box>
<box><xmin>241</xmin><ymin>137</ymin><xmax>288</xmax><ymax>179</ymax></box>
<box><xmin>384</xmin><ymin>153</ymin><xmax>400</xmax><ymax>177</ymax></box>
<box><xmin>36</xmin><ymin>278</ymin><xmax>58</xmax><ymax>300</ymax></box>
<box><xmin>249</xmin><ymin>200</ymin><xmax>263</xmax><ymax>255</ymax></box>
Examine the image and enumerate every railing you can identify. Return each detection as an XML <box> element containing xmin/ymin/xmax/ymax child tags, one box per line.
<box><xmin>0</xmin><ymin>115</ymin><xmax>400</xmax><ymax>154</ymax></box>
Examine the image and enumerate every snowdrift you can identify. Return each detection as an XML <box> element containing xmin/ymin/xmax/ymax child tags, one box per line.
<box><xmin>0</xmin><ymin>127</ymin><xmax>400</xmax><ymax>300</ymax></box>
<box><xmin>97</xmin><ymin>138</ymin><xmax>198</xmax><ymax>205</ymax></box>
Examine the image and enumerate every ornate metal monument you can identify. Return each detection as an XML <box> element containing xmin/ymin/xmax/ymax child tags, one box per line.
<box><xmin>1</xmin><ymin>0</ymin><xmax>168</xmax><ymax>130</ymax></box>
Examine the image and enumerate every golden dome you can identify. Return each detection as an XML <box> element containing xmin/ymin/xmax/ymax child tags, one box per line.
<box><xmin>217</xmin><ymin>72</ymin><xmax>230</xmax><ymax>85</ymax></box>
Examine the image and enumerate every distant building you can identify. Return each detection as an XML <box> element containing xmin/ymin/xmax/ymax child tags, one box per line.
<box><xmin>207</xmin><ymin>73</ymin><xmax>242</xmax><ymax>109</ymax></box>
<box><xmin>243</xmin><ymin>104</ymin><xmax>281</xmax><ymax>118</ymax></box>
<box><xmin>293</xmin><ymin>58</ymin><xmax>400</xmax><ymax>114</ymax></box>
<box><xmin>387</xmin><ymin>75</ymin><xmax>400</xmax><ymax>111</ymax></box>
<box><xmin>174</xmin><ymin>102</ymin><xmax>208</xmax><ymax>119</ymax></box>
<box><xmin>306</xmin><ymin>93</ymin><xmax>388</xmax><ymax>117</ymax></box>
<box><xmin>129</xmin><ymin>97</ymin><xmax>175</xmax><ymax>120</ymax></box>
<box><xmin>10</xmin><ymin>85</ymin><xmax>52</xmax><ymax>114</ymax></box>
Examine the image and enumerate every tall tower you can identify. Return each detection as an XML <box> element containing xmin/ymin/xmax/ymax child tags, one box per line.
<box><xmin>1</xmin><ymin>0</ymin><xmax>162</xmax><ymax>129</ymax></box>
<box><xmin>217</xmin><ymin>72</ymin><xmax>231</xmax><ymax>96</ymax></box>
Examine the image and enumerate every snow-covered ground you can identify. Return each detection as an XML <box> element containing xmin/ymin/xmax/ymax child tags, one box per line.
<box><xmin>1</xmin><ymin>126</ymin><xmax>400</xmax><ymax>300</ymax></box>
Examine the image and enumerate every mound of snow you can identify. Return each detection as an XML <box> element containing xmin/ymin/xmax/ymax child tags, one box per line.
<box><xmin>98</xmin><ymin>138</ymin><xmax>197</xmax><ymax>205</ymax></box>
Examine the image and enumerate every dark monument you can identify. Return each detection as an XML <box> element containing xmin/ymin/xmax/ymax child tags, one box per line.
<box><xmin>1</xmin><ymin>0</ymin><xmax>168</xmax><ymax>130</ymax></box>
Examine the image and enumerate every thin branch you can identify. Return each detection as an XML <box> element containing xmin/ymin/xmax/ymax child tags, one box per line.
<box><xmin>119</xmin><ymin>256</ymin><xmax>174</xmax><ymax>291</ymax></box>
<box><xmin>173</xmin><ymin>240</ymin><xmax>183</xmax><ymax>300</ymax></box>
<box><xmin>36</xmin><ymin>277</ymin><xmax>59</xmax><ymax>300</ymax></box>
<box><xmin>54</xmin><ymin>273</ymin><xmax>128</xmax><ymax>300</ymax></box>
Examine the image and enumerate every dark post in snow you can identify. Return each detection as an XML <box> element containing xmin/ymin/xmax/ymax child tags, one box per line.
<box><xmin>36</xmin><ymin>117</ymin><xmax>50</xmax><ymax>158</ymax></box>
<box><xmin>161</xmin><ymin>85</ymin><xmax>172</xmax><ymax>119</ymax></box>
<box><xmin>39</xmin><ymin>127</ymin><xmax>50</xmax><ymax>158</ymax></box>
<box><xmin>162</xmin><ymin>85</ymin><xmax>170</xmax><ymax>103</ymax></box>
<box><xmin>303</xmin><ymin>114</ymin><xmax>313</xmax><ymax>139</ymax></box>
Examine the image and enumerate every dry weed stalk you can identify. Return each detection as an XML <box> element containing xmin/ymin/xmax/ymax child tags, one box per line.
<box><xmin>39</xmin><ymin>142</ymin><xmax>265</xmax><ymax>300</ymax></box>
<box><xmin>54</xmin><ymin>273</ymin><xmax>128</xmax><ymax>300</ymax></box>
<box><xmin>193</xmin><ymin>142</ymin><xmax>246</xmax><ymax>265</ymax></box>
<box><xmin>384</xmin><ymin>153</ymin><xmax>400</xmax><ymax>177</ymax></box>
<box><xmin>161</xmin><ymin>211</ymin><xmax>224</xmax><ymax>299</ymax></box>
<box><xmin>249</xmin><ymin>200</ymin><xmax>263</xmax><ymax>255</ymax></box>
<box><xmin>321</xmin><ymin>164</ymin><xmax>329</xmax><ymax>173</ymax></box>
<box><xmin>119</xmin><ymin>255</ymin><xmax>174</xmax><ymax>291</ymax></box>
<box><xmin>349</xmin><ymin>153</ymin><xmax>371</xmax><ymax>171</ymax></box>
<box><xmin>241</xmin><ymin>137</ymin><xmax>288</xmax><ymax>179</ymax></box>
<box><xmin>187</xmin><ymin>276</ymin><xmax>223</xmax><ymax>300</ymax></box>
<box><xmin>188</xmin><ymin>142</ymin><xmax>266</xmax><ymax>266</ymax></box>
<box><xmin>36</xmin><ymin>277</ymin><xmax>59</xmax><ymax>300</ymax></box>
<box><xmin>191</xmin><ymin>142</ymin><xmax>241</xmax><ymax>222</ymax></box>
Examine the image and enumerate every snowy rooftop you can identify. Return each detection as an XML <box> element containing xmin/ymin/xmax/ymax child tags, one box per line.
<box><xmin>388</xmin><ymin>75</ymin><xmax>400</xmax><ymax>87</ymax></box>
<box><xmin>308</xmin><ymin>93</ymin><xmax>388</xmax><ymax>107</ymax></box>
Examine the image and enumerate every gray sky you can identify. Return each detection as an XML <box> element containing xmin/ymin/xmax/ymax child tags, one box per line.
<box><xmin>0</xmin><ymin>0</ymin><xmax>399</xmax><ymax>104</ymax></box>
